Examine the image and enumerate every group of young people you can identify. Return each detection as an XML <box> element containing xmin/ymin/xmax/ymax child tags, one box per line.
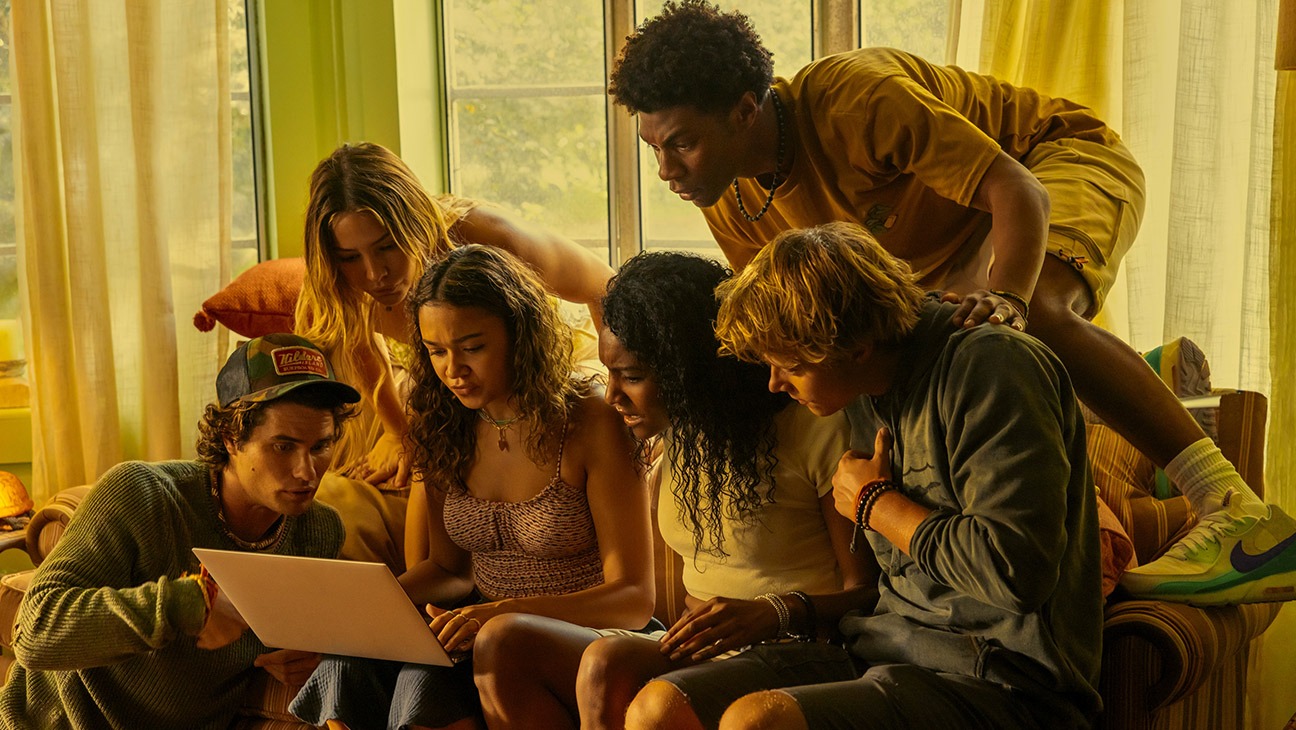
<box><xmin>4</xmin><ymin>1</ymin><xmax>1294</xmax><ymax>729</ymax></box>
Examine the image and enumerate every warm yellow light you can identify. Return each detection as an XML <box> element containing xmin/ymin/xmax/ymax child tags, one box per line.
<box><xmin>1280</xmin><ymin>0</ymin><xmax>1296</xmax><ymax>70</ymax></box>
<box><xmin>0</xmin><ymin>472</ymin><xmax>34</xmax><ymax>519</ymax></box>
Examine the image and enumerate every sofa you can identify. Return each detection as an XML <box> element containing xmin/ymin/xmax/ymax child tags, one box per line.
<box><xmin>0</xmin><ymin>388</ymin><xmax>1283</xmax><ymax>729</ymax></box>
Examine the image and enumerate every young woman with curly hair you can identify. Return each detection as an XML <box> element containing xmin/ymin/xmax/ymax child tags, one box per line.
<box><xmin>289</xmin><ymin>245</ymin><xmax>652</xmax><ymax>730</ymax></box>
<box><xmin>473</xmin><ymin>252</ymin><xmax>878</xmax><ymax>730</ymax></box>
<box><xmin>294</xmin><ymin>141</ymin><xmax>612</xmax><ymax>571</ymax></box>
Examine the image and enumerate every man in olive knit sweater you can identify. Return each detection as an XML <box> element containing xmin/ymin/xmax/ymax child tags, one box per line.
<box><xmin>0</xmin><ymin>334</ymin><xmax>360</xmax><ymax>730</ymax></box>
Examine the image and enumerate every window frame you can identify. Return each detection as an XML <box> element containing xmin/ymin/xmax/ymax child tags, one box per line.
<box><xmin>441</xmin><ymin>0</ymin><xmax>865</xmax><ymax>267</ymax></box>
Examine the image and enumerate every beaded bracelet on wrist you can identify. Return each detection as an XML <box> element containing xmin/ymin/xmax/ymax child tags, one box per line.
<box><xmin>756</xmin><ymin>592</ymin><xmax>791</xmax><ymax>638</ymax></box>
<box><xmin>849</xmin><ymin>479</ymin><xmax>896</xmax><ymax>553</ymax></box>
<box><xmin>989</xmin><ymin>289</ymin><xmax>1030</xmax><ymax>319</ymax></box>
<box><xmin>786</xmin><ymin>590</ymin><xmax>817</xmax><ymax>641</ymax></box>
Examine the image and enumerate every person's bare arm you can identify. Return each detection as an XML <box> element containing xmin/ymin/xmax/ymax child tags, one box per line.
<box><xmin>348</xmin><ymin>338</ymin><xmax>411</xmax><ymax>488</ymax></box>
<box><xmin>398</xmin><ymin>483</ymin><xmax>476</xmax><ymax>607</ymax></box>
<box><xmin>454</xmin><ymin>207</ymin><xmax>615</xmax><ymax>327</ymax></box>
<box><xmin>948</xmin><ymin>151</ymin><xmax>1051</xmax><ymax>329</ymax></box>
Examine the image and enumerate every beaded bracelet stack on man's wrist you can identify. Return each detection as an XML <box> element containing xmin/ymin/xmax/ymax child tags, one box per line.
<box><xmin>849</xmin><ymin>478</ymin><xmax>899</xmax><ymax>553</ymax></box>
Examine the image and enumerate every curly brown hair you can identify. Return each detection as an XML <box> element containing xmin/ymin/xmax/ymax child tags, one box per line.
<box><xmin>195</xmin><ymin>388</ymin><xmax>358</xmax><ymax>470</ymax></box>
<box><xmin>608</xmin><ymin>0</ymin><xmax>773</xmax><ymax>114</ymax></box>
<box><xmin>406</xmin><ymin>245</ymin><xmax>587</xmax><ymax>492</ymax></box>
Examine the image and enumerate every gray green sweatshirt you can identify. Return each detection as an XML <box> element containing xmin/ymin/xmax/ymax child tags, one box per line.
<box><xmin>0</xmin><ymin>460</ymin><xmax>343</xmax><ymax>730</ymax></box>
<box><xmin>840</xmin><ymin>299</ymin><xmax>1103</xmax><ymax>727</ymax></box>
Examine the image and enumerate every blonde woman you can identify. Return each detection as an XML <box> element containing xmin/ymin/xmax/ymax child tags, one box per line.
<box><xmin>295</xmin><ymin>142</ymin><xmax>612</xmax><ymax>568</ymax></box>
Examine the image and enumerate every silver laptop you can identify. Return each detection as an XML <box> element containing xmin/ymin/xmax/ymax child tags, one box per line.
<box><xmin>193</xmin><ymin>548</ymin><xmax>453</xmax><ymax>666</ymax></box>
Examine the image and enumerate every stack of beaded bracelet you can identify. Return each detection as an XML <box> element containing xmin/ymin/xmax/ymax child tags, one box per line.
<box><xmin>196</xmin><ymin>565</ymin><xmax>219</xmax><ymax>618</ymax></box>
<box><xmin>756</xmin><ymin>593</ymin><xmax>791</xmax><ymax>638</ymax></box>
<box><xmin>786</xmin><ymin>590</ymin><xmax>817</xmax><ymax>641</ymax></box>
<box><xmin>849</xmin><ymin>478</ymin><xmax>899</xmax><ymax>553</ymax></box>
<box><xmin>758</xmin><ymin>592</ymin><xmax>819</xmax><ymax>641</ymax></box>
<box><xmin>989</xmin><ymin>289</ymin><xmax>1030</xmax><ymax>330</ymax></box>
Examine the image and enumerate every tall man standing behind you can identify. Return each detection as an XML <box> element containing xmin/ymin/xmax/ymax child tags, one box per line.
<box><xmin>0</xmin><ymin>333</ymin><xmax>360</xmax><ymax>730</ymax></box>
<box><xmin>608</xmin><ymin>0</ymin><xmax>1296</xmax><ymax>603</ymax></box>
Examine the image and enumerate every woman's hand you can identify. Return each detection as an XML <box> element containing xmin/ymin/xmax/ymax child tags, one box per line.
<box><xmin>832</xmin><ymin>428</ymin><xmax>893</xmax><ymax>522</ymax></box>
<box><xmin>344</xmin><ymin>431</ymin><xmax>410</xmax><ymax>490</ymax></box>
<box><xmin>658</xmin><ymin>597</ymin><xmax>781</xmax><ymax>662</ymax></box>
<box><xmin>427</xmin><ymin>602</ymin><xmax>500</xmax><ymax>655</ymax></box>
<box><xmin>941</xmin><ymin>290</ymin><xmax>1028</xmax><ymax>331</ymax></box>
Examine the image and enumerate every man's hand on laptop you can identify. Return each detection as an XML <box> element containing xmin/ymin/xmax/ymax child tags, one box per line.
<box><xmin>254</xmin><ymin>649</ymin><xmax>322</xmax><ymax>688</ymax></box>
<box><xmin>196</xmin><ymin>588</ymin><xmax>249</xmax><ymax>649</ymax></box>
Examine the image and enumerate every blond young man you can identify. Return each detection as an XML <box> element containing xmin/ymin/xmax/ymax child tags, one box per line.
<box><xmin>704</xmin><ymin>222</ymin><xmax>1101</xmax><ymax>729</ymax></box>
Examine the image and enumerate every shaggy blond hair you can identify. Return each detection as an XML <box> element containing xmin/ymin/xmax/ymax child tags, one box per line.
<box><xmin>715</xmin><ymin>222</ymin><xmax>925</xmax><ymax>365</ymax></box>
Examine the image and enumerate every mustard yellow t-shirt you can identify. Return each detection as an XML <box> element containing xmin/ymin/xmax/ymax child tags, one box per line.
<box><xmin>705</xmin><ymin>47</ymin><xmax>1120</xmax><ymax>277</ymax></box>
<box><xmin>658</xmin><ymin>404</ymin><xmax>851</xmax><ymax>601</ymax></box>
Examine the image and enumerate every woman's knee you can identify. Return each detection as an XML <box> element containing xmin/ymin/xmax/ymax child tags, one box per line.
<box><xmin>625</xmin><ymin>680</ymin><xmax>699</xmax><ymax>730</ymax></box>
<box><xmin>718</xmin><ymin>690</ymin><xmax>807</xmax><ymax>730</ymax></box>
<box><xmin>472</xmin><ymin>612</ymin><xmax>553</xmax><ymax>672</ymax></box>
<box><xmin>578</xmin><ymin>635</ymin><xmax>649</xmax><ymax>691</ymax></box>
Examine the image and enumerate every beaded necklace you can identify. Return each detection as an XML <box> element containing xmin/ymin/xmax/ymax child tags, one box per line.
<box><xmin>209</xmin><ymin>470</ymin><xmax>287</xmax><ymax>552</ymax></box>
<box><xmin>733</xmin><ymin>90</ymin><xmax>787</xmax><ymax>223</ymax></box>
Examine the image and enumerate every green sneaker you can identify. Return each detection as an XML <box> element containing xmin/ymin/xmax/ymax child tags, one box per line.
<box><xmin>1120</xmin><ymin>498</ymin><xmax>1296</xmax><ymax>606</ymax></box>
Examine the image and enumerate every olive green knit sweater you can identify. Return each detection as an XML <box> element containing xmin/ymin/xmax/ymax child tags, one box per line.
<box><xmin>0</xmin><ymin>461</ymin><xmax>343</xmax><ymax>730</ymax></box>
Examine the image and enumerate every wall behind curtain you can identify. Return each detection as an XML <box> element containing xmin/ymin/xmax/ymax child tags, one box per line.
<box><xmin>13</xmin><ymin>0</ymin><xmax>231</xmax><ymax>500</ymax></box>
<box><xmin>962</xmin><ymin>0</ymin><xmax>1273</xmax><ymax>393</ymax></box>
<box><xmin>954</xmin><ymin>1</ymin><xmax>1290</xmax><ymax>727</ymax></box>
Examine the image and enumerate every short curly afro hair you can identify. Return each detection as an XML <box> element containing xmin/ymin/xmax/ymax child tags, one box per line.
<box><xmin>608</xmin><ymin>0</ymin><xmax>774</xmax><ymax>114</ymax></box>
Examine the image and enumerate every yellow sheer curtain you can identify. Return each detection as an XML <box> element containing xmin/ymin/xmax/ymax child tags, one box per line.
<box><xmin>955</xmin><ymin>1</ymin><xmax>1289</xmax><ymax>726</ymax></box>
<box><xmin>12</xmin><ymin>0</ymin><xmax>231</xmax><ymax>501</ymax></box>
<box><xmin>961</xmin><ymin>0</ymin><xmax>1274</xmax><ymax>392</ymax></box>
<box><xmin>1258</xmin><ymin>70</ymin><xmax>1296</xmax><ymax>730</ymax></box>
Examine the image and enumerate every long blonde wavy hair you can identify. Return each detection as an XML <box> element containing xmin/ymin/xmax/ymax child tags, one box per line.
<box><xmin>295</xmin><ymin>142</ymin><xmax>475</xmax><ymax>466</ymax></box>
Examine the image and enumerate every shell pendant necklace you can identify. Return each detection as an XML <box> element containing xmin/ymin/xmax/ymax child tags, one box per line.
<box><xmin>477</xmin><ymin>409</ymin><xmax>525</xmax><ymax>451</ymax></box>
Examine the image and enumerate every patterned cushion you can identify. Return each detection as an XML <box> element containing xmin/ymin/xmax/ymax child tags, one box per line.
<box><xmin>1101</xmin><ymin>599</ymin><xmax>1281</xmax><ymax>718</ymax></box>
<box><xmin>0</xmin><ymin>571</ymin><xmax>32</xmax><ymax>647</ymax></box>
<box><xmin>1087</xmin><ymin>424</ymin><xmax>1195</xmax><ymax>565</ymax></box>
<box><xmin>27</xmin><ymin>485</ymin><xmax>92</xmax><ymax>566</ymax></box>
<box><xmin>238</xmin><ymin>671</ymin><xmax>314</xmax><ymax>725</ymax></box>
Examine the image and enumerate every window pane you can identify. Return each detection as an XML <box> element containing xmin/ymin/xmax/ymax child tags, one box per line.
<box><xmin>861</xmin><ymin>0</ymin><xmax>949</xmax><ymax>62</ymax></box>
<box><xmin>231</xmin><ymin>98</ymin><xmax>257</xmax><ymax>243</ymax></box>
<box><xmin>444</xmin><ymin>0</ymin><xmax>609</xmax><ymax>262</ymax></box>
<box><xmin>229</xmin><ymin>0</ymin><xmax>250</xmax><ymax>94</ymax></box>
<box><xmin>447</xmin><ymin>0</ymin><xmax>605</xmax><ymax>87</ymax></box>
<box><xmin>636</xmin><ymin>1</ymin><xmax>812</xmax><ymax>259</ymax></box>
<box><xmin>450</xmin><ymin>96</ymin><xmax>609</xmax><ymax>255</ymax></box>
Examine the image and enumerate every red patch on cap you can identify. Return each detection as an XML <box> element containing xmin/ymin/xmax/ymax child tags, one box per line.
<box><xmin>272</xmin><ymin>346</ymin><xmax>328</xmax><ymax>377</ymax></box>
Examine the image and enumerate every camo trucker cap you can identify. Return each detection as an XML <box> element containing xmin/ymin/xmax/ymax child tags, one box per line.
<box><xmin>216</xmin><ymin>333</ymin><xmax>361</xmax><ymax>408</ymax></box>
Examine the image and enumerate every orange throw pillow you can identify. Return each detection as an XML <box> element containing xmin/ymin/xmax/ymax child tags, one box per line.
<box><xmin>193</xmin><ymin>258</ymin><xmax>306</xmax><ymax>338</ymax></box>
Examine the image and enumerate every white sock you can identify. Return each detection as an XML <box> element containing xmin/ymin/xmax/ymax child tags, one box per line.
<box><xmin>1165</xmin><ymin>437</ymin><xmax>1266</xmax><ymax>518</ymax></box>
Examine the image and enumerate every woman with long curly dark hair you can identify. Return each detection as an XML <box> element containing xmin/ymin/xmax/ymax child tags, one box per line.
<box><xmin>474</xmin><ymin>252</ymin><xmax>878</xmax><ymax>730</ymax></box>
<box><xmin>290</xmin><ymin>245</ymin><xmax>653</xmax><ymax>730</ymax></box>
